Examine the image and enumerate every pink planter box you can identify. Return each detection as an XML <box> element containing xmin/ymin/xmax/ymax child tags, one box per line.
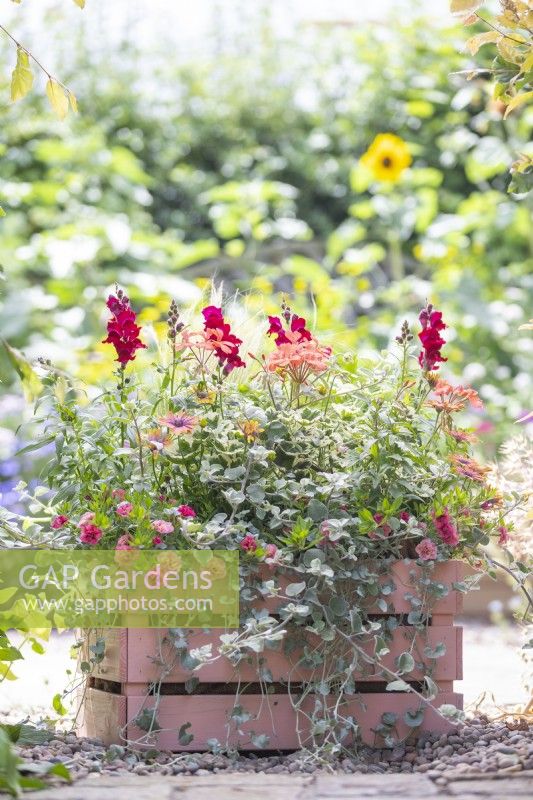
<box><xmin>79</xmin><ymin>560</ymin><xmax>464</xmax><ymax>750</ymax></box>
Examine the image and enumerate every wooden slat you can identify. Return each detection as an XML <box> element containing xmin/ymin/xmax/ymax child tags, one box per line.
<box><xmin>79</xmin><ymin>687</ymin><xmax>127</xmax><ymax>746</ymax></box>
<box><xmin>126</xmin><ymin>691</ymin><xmax>463</xmax><ymax>751</ymax></box>
<box><xmin>126</xmin><ymin>625</ymin><xmax>462</xmax><ymax>684</ymax></box>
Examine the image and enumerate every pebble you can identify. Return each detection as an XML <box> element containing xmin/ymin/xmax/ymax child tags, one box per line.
<box><xmin>13</xmin><ymin>718</ymin><xmax>532</xmax><ymax>782</ymax></box>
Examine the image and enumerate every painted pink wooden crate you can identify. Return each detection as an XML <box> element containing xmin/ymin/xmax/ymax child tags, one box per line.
<box><xmin>79</xmin><ymin>560</ymin><xmax>464</xmax><ymax>750</ymax></box>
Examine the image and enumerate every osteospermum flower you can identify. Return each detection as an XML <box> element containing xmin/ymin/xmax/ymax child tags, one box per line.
<box><xmin>158</xmin><ymin>413</ymin><xmax>198</xmax><ymax>435</ymax></box>
<box><xmin>102</xmin><ymin>289</ymin><xmax>146</xmax><ymax>365</ymax></box>
<box><xmin>239</xmin><ymin>419</ymin><xmax>264</xmax><ymax>443</ymax></box>
<box><xmin>145</xmin><ymin>428</ymin><xmax>174</xmax><ymax>453</ymax></box>
<box><xmin>446</xmin><ymin>428</ymin><xmax>478</xmax><ymax>444</ymax></box>
<box><xmin>418</xmin><ymin>304</ymin><xmax>447</xmax><ymax>372</ymax></box>
<box><xmin>451</xmin><ymin>454</ymin><xmax>490</xmax><ymax>483</ymax></box>
<box><xmin>360</xmin><ymin>133</ymin><xmax>412</xmax><ymax>183</ymax></box>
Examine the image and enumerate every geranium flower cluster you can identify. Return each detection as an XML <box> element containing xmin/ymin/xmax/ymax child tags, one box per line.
<box><xmin>265</xmin><ymin>304</ymin><xmax>331</xmax><ymax>380</ymax></box>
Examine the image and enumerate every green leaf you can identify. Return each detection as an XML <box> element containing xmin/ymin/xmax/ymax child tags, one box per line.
<box><xmin>178</xmin><ymin>722</ymin><xmax>193</xmax><ymax>746</ymax></box>
<box><xmin>52</xmin><ymin>693</ymin><xmax>68</xmax><ymax>716</ymax></box>
<box><xmin>285</xmin><ymin>581</ymin><xmax>306</xmax><ymax>597</ymax></box>
<box><xmin>46</xmin><ymin>79</ymin><xmax>69</xmax><ymax>121</ymax></box>
<box><xmin>504</xmin><ymin>91</ymin><xmax>533</xmax><ymax>119</ymax></box>
<box><xmin>397</xmin><ymin>652</ymin><xmax>415</xmax><ymax>673</ymax></box>
<box><xmin>0</xmin><ymin>729</ymin><xmax>20</xmax><ymax>797</ymax></box>
<box><xmin>134</xmin><ymin>708</ymin><xmax>161</xmax><ymax>732</ymax></box>
<box><xmin>10</xmin><ymin>47</ymin><xmax>33</xmax><ymax>102</ymax></box>
<box><xmin>386</xmin><ymin>679</ymin><xmax>410</xmax><ymax>692</ymax></box>
<box><xmin>2</xmin><ymin>341</ymin><xmax>43</xmax><ymax>402</ymax></box>
<box><xmin>404</xmin><ymin>708</ymin><xmax>425</xmax><ymax>727</ymax></box>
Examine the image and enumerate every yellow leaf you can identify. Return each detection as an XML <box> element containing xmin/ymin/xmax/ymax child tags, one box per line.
<box><xmin>10</xmin><ymin>47</ymin><xmax>33</xmax><ymax>102</ymax></box>
<box><xmin>465</xmin><ymin>31</ymin><xmax>500</xmax><ymax>55</ymax></box>
<box><xmin>72</xmin><ymin>0</ymin><xmax>85</xmax><ymax>7</ymax></box>
<box><xmin>497</xmin><ymin>38</ymin><xmax>526</xmax><ymax>65</ymax></box>
<box><xmin>504</xmin><ymin>90</ymin><xmax>533</xmax><ymax>118</ymax></box>
<box><xmin>450</xmin><ymin>0</ymin><xmax>484</xmax><ymax>16</ymax></box>
<box><xmin>46</xmin><ymin>78</ymin><xmax>69</xmax><ymax>120</ymax></box>
<box><xmin>67</xmin><ymin>90</ymin><xmax>78</xmax><ymax>113</ymax></box>
<box><xmin>520</xmin><ymin>50</ymin><xmax>533</xmax><ymax>74</ymax></box>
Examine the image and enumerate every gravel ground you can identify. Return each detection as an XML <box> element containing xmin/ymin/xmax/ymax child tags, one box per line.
<box><xmin>13</xmin><ymin>717</ymin><xmax>533</xmax><ymax>781</ymax></box>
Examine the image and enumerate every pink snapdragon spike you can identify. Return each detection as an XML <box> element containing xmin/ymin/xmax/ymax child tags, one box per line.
<box><xmin>102</xmin><ymin>289</ymin><xmax>146</xmax><ymax>365</ymax></box>
<box><xmin>51</xmin><ymin>514</ymin><xmax>69</xmax><ymax>529</ymax></box>
<box><xmin>418</xmin><ymin>303</ymin><xmax>447</xmax><ymax>372</ymax></box>
<box><xmin>116</xmin><ymin>501</ymin><xmax>133</xmax><ymax>517</ymax></box>
<box><xmin>178</xmin><ymin>504</ymin><xmax>197</xmax><ymax>518</ymax></box>
<box><xmin>415</xmin><ymin>538</ymin><xmax>438</xmax><ymax>561</ymax></box>
<box><xmin>151</xmin><ymin>520</ymin><xmax>174</xmax><ymax>535</ymax></box>
<box><xmin>79</xmin><ymin>524</ymin><xmax>103</xmax><ymax>545</ymax></box>
<box><xmin>432</xmin><ymin>508</ymin><xmax>459</xmax><ymax>547</ymax></box>
<box><xmin>240</xmin><ymin>534</ymin><xmax>258</xmax><ymax>552</ymax></box>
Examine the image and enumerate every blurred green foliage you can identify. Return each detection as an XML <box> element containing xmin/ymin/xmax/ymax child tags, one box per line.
<box><xmin>0</xmin><ymin>15</ymin><xmax>532</xmax><ymax>449</ymax></box>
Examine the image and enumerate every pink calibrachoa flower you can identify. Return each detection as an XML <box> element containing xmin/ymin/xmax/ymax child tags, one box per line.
<box><xmin>415</xmin><ymin>538</ymin><xmax>438</xmax><ymax>561</ymax></box>
<box><xmin>432</xmin><ymin>508</ymin><xmax>459</xmax><ymax>547</ymax></box>
<box><xmin>78</xmin><ymin>511</ymin><xmax>95</xmax><ymax>528</ymax></box>
<box><xmin>418</xmin><ymin>303</ymin><xmax>447</xmax><ymax>372</ymax></box>
<box><xmin>79</xmin><ymin>524</ymin><xmax>103</xmax><ymax>545</ymax></box>
<box><xmin>158</xmin><ymin>413</ymin><xmax>198</xmax><ymax>435</ymax></box>
<box><xmin>498</xmin><ymin>526</ymin><xmax>510</xmax><ymax>546</ymax></box>
<box><xmin>399</xmin><ymin>511</ymin><xmax>410</xmax><ymax>523</ymax></box>
<box><xmin>116</xmin><ymin>501</ymin><xmax>133</xmax><ymax>517</ymax></box>
<box><xmin>177</xmin><ymin>504</ymin><xmax>196</xmax><ymax>518</ymax></box>
<box><xmin>152</xmin><ymin>535</ymin><xmax>163</xmax><ymax>546</ymax></box>
<box><xmin>51</xmin><ymin>515</ymin><xmax>69</xmax><ymax>529</ymax></box>
<box><xmin>151</xmin><ymin>520</ymin><xmax>174</xmax><ymax>535</ymax></box>
<box><xmin>265</xmin><ymin>543</ymin><xmax>278</xmax><ymax>559</ymax></box>
<box><xmin>116</xmin><ymin>534</ymin><xmax>133</xmax><ymax>550</ymax></box>
<box><xmin>240</xmin><ymin>534</ymin><xmax>258</xmax><ymax>553</ymax></box>
<box><xmin>102</xmin><ymin>290</ymin><xmax>146</xmax><ymax>365</ymax></box>
<box><xmin>112</xmin><ymin>489</ymin><xmax>126</xmax><ymax>500</ymax></box>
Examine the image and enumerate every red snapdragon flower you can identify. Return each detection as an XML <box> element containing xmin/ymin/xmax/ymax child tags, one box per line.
<box><xmin>201</xmin><ymin>306</ymin><xmax>245</xmax><ymax>373</ymax></box>
<box><xmin>103</xmin><ymin>291</ymin><xmax>146</xmax><ymax>365</ymax></box>
<box><xmin>418</xmin><ymin>304</ymin><xmax>447</xmax><ymax>372</ymax></box>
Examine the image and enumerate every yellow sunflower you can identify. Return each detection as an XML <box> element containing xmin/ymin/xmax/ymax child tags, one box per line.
<box><xmin>360</xmin><ymin>133</ymin><xmax>412</xmax><ymax>183</ymax></box>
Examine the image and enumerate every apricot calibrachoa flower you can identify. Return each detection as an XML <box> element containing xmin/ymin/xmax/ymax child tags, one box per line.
<box><xmin>360</xmin><ymin>133</ymin><xmax>412</xmax><ymax>183</ymax></box>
